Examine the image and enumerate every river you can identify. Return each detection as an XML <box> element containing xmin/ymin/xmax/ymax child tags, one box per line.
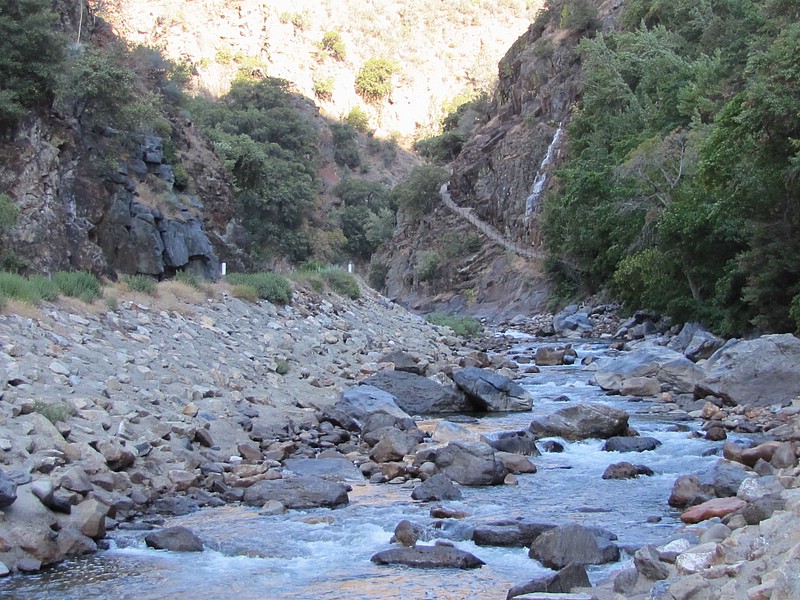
<box><xmin>0</xmin><ymin>335</ymin><xmax>727</xmax><ymax>599</ymax></box>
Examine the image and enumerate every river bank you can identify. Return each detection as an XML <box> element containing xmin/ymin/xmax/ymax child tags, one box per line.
<box><xmin>1</xmin><ymin>280</ymin><xmax>799</xmax><ymax>599</ymax></box>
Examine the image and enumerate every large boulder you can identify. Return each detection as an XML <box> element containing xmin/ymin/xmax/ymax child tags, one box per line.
<box><xmin>529</xmin><ymin>404</ymin><xmax>629</xmax><ymax>440</ymax></box>
<box><xmin>697</xmin><ymin>334</ymin><xmax>800</xmax><ymax>407</ymax></box>
<box><xmin>553</xmin><ymin>306</ymin><xmax>593</xmax><ymax>337</ymax></box>
<box><xmin>144</xmin><ymin>526</ymin><xmax>204</xmax><ymax>552</ymax></box>
<box><xmin>242</xmin><ymin>476</ymin><xmax>349</xmax><ymax>509</ymax></box>
<box><xmin>593</xmin><ymin>346</ymin><xmax>704</xmax><ymax>394</ymax></box>
<box><xmin>668</xmin><ymin>460</ymin><xmax>756</xmax><ymax>507</ymax></box>
<box><xmin>483</xmin><ymin>430</ymin><xmax>540</xmax><ymax>456</ymax></box>
<box><xmin>528</xmin><ymin>523</ymin><xmax>620</xmax><ymax>569</ymax></box>
<box><xmin>282</xmin><ymin>458</ymin><xmax>365</xmax><ymax>484</ymax></box>
<box><xmin>602</xmin><ymin>436</ymin><xmax>662</xmax><ymax>453</ymax></box>
<box><xmin>419</xmin><ymin>440</ymin><xmax>507</xmax><ymax>485</ymax></box>
<box><xmin>369</xmin><ymin>429</ymin><xmax>422</xmax><ymax>463</ymax></box>
<box><xmin>328</xmin><ymin>385</ymin><xmax>411</xmax><ymax>430</ymax></box>
<box><xmin>363</xmin><ymin>371</ymin><xmax>470</xmax><ymax>415</ymax></box>
<box><xmin>668</xmin><ymin>323</ymin><xmax>725</xmax><ymax>362</ymax></box>
<box><xmin>371</xmin><ymin>544</ymin><xmax>485</xmax><ymax>569</ymax></box>
<box><xmin>451</xmin><ymin>367</ymin><xmax>533</xmax><ymax>412</ymax></box>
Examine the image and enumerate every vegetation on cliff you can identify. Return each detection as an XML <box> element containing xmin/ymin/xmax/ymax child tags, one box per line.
<box><xmin>541</xmin><ymin>0</ymin><xmax>800</xmax><ymax>335</ymax></box>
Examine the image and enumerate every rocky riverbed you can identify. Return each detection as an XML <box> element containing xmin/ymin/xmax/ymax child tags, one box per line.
<box><xmin>1</xmin><ymin>282</ymin><xmax>800</xmax><ymax>600</ymax></box>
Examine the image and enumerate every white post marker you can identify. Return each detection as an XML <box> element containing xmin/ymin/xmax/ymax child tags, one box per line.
<box><xmin>221</xmin><ymin>262</ymin><xmax>227</xmax><ymax>276</ymax></box>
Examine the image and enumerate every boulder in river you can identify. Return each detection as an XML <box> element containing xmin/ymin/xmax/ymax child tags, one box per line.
<box><xmin>363</xmin><ymin>371</ymin><xmax>471</xmax><ymax>415</ymax></box>
<box><xmin>411</xmin><ymin>473</ymin><xmax>462</xmax><ymax>501</ymax></box>
<box><xmin>371</xmin><ymin>543</ymin><xmax>485</xmax><ymax>569</ymax></box>
<box><xmin>483</xmin><ymin>429</ymin><xmax>540</xmax><ymax>456</ymax></box>
<box><xmin>593</xmin><ymin>346</ymin><xmax>704</xmax><ymax>394</ymax></box>
<box><xmin>602</xmin><ymin>462</ymin><xmax>654</xmax><ymax>479</ymax></box>
<box><xmin>529</xmin><ymin>404</ymin><xmax>630</xmax><ymax>440</ymax></box>
<box><xmin>528</xmin><ymin>523</ymin><xmax>620</xmax><ymax>569</ymax></box>
<box><xmin>602</xmin><ymin>436</ymin><xmax>662</xmax><ymax>453</ymax></box>
<box><xmin>472</xmin><ymin>520</ymin><xmax>555</xmax><ymax>547</ymax></box>
<box><xmin>282</xmin><ymin>458</ymin><xmax>365</xmax><ymax>484</ymax></box>
<box><xmin>242</xmin><ymin>475</ymin><xmax>349</xmax><ymax>509</ymax></box>
<box><xmin>144</xmin><ymin>526</ymin><xmax>204</xmax><ymax>552</ymax></box>
<box><xmin>452</xmin><ymin>367</ymin><xmax>533</xmax><ymax>412</ymax></box>
<box><xmin>418</xmin><ymin>440</ymin><xmax>507</xmax><ymax>486</ymax></box>
<box><xmin>697</xmin><ymin>334</ymin><xmax>800</xmax><ymax>407</ymax></box>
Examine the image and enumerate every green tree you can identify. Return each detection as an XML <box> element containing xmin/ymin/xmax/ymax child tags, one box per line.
<box><xmin>0</xmin><ymin>0</ymin><xmax>65</xmax><ymax>130</ymax></box>
<box><xmin>392</xmin><ymin>165</ymin><xmax>447</xmax><ymax>219</ymax></box>
<box><xmin>319</xmin><ymin>31</ymin><xmax>346</xmax><ymax>60</ymax></box>
<box><xmin>355</xmin><ymin>58</ymin><xmax>397</xmax><ymax>103</ymax></box>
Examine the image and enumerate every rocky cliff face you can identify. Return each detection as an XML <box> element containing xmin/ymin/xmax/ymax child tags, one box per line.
<box><xmin>377</xmin><ymin>0</ymin><xmax>625</xmax><ymax>319</ymax></box>
<box><xmin>0</xmin><ymin>112</ymin><xmax>248</xmax><ymax>280</ymax></box>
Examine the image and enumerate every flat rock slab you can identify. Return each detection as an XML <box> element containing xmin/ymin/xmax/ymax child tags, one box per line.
<box><xmin>452</xmin><ymin>367</ymin><xmax>533</xmax><ymax>412</ymax></box>
<box><xmin>282</xmin><ymin>458</ymin><xmax>365</xmax><ymax>483</ymax></box>
<box><xmin>371</xmin><ymin>544</ymin><xmax>485</xmax><ymax>569</ymax></box>
<box><xmin>681</xmin><ymin>497</ymin><xmax>747</xmax><ymax>524</ymax></box>
<box><xmin>363</xmin><ymin>371</ymin><xmax>470</xmax><ymax>415</ymax></box>
<box><xmin>242</xmin><ymin>475</ymin><xmax>349</xmax><ymax>509</ymax></box>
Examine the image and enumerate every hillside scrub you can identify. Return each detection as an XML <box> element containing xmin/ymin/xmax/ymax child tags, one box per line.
<box><xmin>541</xmin><ymin>0</ymin><xmax>800</xmax><ymax>335</ymax></box>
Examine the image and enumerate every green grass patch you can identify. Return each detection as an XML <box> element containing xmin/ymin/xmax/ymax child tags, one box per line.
<box><xmin>0</xmin><ymin>272</ymin><xmax>58</xmax><ymax>304</ymax></box>
<box><xmin>174</xmin><ymin>271</ymin><xmax>202</xmax><ymax>290</ymax></box>
<box><xmin>426</xmin><ymin>313</ymin><xmax>483</xmax><ymax>337</ymax></box>
<box><xmin>121</xmin><ymin>274</ymin><xmax>157</xmax><ymax>295</ymax></box>
<box><xmin>230</xmin><ymin>283</ymin><xmax>259</xmax><ymax>302</ymax></box>
<box><xmin>53</xmin><ymin>271</ymin><xmax>102</xmax><ymax>302</ymax></box>
<box><xmin>226</xmin><ymin>272</ymin><xmax>293</xmax><ymax>305</ymax></box>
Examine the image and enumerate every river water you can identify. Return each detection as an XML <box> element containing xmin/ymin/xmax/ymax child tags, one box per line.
<box><xmin>0</xmin><ymin>336</ymin><xmax>725</xmax><ymax>599</ymax></box>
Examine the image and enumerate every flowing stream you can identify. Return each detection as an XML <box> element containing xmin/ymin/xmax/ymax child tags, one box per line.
<box><xmin>0</xmin><ymin>335</ymin><xmax>725</xmax><ymax>599</ymax></box>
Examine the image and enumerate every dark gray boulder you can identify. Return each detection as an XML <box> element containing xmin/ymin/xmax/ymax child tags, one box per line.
<box><xmin>602</xmin><ymin>436</ymin><xmax>662</xmax><ymax>453</ymax></box>
<box><xmin>451</xmin><ymin>367</ymin><xmax>533</xmax><ymax>412</ymax></box>
<box><xmin>484</xmin><ymin>429</ymin><xmax>540</xmax><ymax>456</ymax></box>
<box><xmin>144</xmin><ymin>526</ymin><xmax>203</xmax><ymax>552</ymax></box>
<box><xmin>411</xmin><ymin>473</ymin><xmax>462</xmax><ymax>501</ymax></box>
<box><xmin>634</xmin><ymin>545</ymin><xmax>669</xmax><ymax>581</ymax></box>
<box><xmin>528</xmin><ymin>523</ymin><xmax>620</xmax><ymax>569</ymax></box>
<box><xmin>378</xmin><ymin>350</ymin><xmax>426</xmax><ymax>375</ymax></box>
<box><xmin>506</xmin><ymin>562</ymin><xmax>591</xmax><ymax>599</ymax></box>
<box><xmin>593</xmin><ymin>346</ymin><xmax>704</xmax><ymax>394</ymax></box>
<box><xmin>529</xmin><ymin>404</ymin><xmax>629</xmax><ymax>440</ymax></box>
<box><xmin>668</xmin><ymin>322</ymin><xmax>724</xmax><ymax>362</ymax></box>
<box><xmin>602</xmin><ymin>462</ymin><xmax>654</xmax><ymax>479</ymax></box>
<box><xmin>242</xmin><ymin>476</ymin><xmax>349</xmax><ymax>509</ymax></box>
<box><xmin>363</xmin><ymin>371</ymin><xmax>470</xmax><ymax>415</ymax></box>
<box><xmin>371</xmin><ymin>543</ymin><xmax>485</xmax><ymax>569</ymax></box>
<box><xmin>472</xmin><ymin>520</ymin><xmax>555</xmax><ymax>547</ymax></box>
<box><xmin>553</xmin><ymin>306</ymin><xmax>593</xmax><ymax>336</ymax></box>
<box><xmin>369</xmin><ymin>428</ymin><xmax>422</xmax><ymax>463</ymax></box>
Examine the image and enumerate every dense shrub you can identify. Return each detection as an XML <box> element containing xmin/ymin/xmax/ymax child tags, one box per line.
<box><xmin>313</xmin><ymin>77</ymin><xmax>334</xmax><ymax>100</ymax></box>
<box><xmin>226</xmin><ymin>272</ymin><xmax>293</xmax><ymax>305</ymax></box>
<box><xmin>393</xmin><ymin>165</ymin><xmax>447</xmax><ymax>219</ymax></box>
<box><xmin>53</xmin><ymin>271</ymin><xmax>102</xmax><ymax>302</ymax></box>
<box><xmin>417</xmin><ymin>251</ymin><xmax>440</xmax><ymax>282</ymax></box>
<box><xmin>0</xmin><ymin>272</ymin><xmax>58</xmax><ymax>304</ymax></box>
<box><xmin>355</xmin><ymin>58</ymin><xmax>397</xmax><ymax>103</ymax></box>
<box><xmin>321</xmin><ymin>268</ymin><xmax>360</xmax><ymax>299</ymax></box>
<box><xmin>330</xmin><ymin>123</ymin><xmax>360</xmax><ymax>168</ymax></box>
<box><xmin>122</xmin><ymin>274</ymin><xmax>157</xmax><ymax>295</ymax></box>
<box><xmin>344</xmin><ymin>106</ymin><xmax>370</xmax><ymax>131</ymax></box>
<box><xmin>319</xmin><ymin>31</ymin><xmax>346</xmax><ymax>60</ymax></box>
<box><xmin>368</xmin><ymin>261</ymin><xmax>389</xmax><ymax>291</ymax></box>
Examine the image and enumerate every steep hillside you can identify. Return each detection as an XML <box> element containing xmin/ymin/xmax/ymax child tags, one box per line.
<box><xmin>374</xmin><ymin>0</ymin><xmax>624</xmax><ymax>319</ymax></box>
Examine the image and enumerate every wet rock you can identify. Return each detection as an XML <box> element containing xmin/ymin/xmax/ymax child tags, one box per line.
<box><xmin>411</xmin><ymin>473</ymin><xmax>462</xmax><ymax>501</ymax></box>
<box><xmin>392</xmin><ymin>520</ymin><xmax>422</xmax><ymax>547</ymax></box>
<box><xmin>371</xmin><ymin>543</ymin><xmax>485</xmax><ymax>569</ymax></box>
<box><xmin>144</xmin><ymin>526</ymin><xmax>204</xmax><ymax>552</ymax></box>
<box><xmin>483</xmin><ymin>429</ymin><xmax>540</xmax><ymax>456</ymax></box>
<box><xmin>242</xmin><ymin>475</ymin><xmax>349</xmax><ymax>509</ymax></box>
<box><xmin>529</xmin><ymin>404</ymin><xmax>629</xmax><ymax>440</ymax></box>
<box><xmin>507</xmin><ymin>562</ymin><xmax>590</xmax><ymax>599</ymax></box>
<box><xmin>529</xmin><ymin>523</ymin><xmax>620</xmax><ymax>568</ymax></box>
<box><xmin>495</xmin><ymin>452</ymin><xmax>537</xmax><ymax>474</ymax></box>
<box><xmin>420</xmin><ymin>440</ymin><xmax>507</xmax><ymax>486</ymax></box>
<box><xmin>602</xmin><ymin>436</ymin><xmax>662</xmax><ymax>453</ymax></box>
<box><xmin>472</xmin><ymin>520</ymin><xmax>555</xmax><ymax>547</ymax></box>
<box><xmin>602</xmin><ymin>462</ymin><xmax>654</xmax><ymax>479</ymax></box>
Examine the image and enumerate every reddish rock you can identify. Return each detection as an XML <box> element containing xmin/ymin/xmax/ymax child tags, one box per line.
<box><xmin>680</xmin><ymin>497</ymin><xmax>747</xmax><ymax>524</ymax></box>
